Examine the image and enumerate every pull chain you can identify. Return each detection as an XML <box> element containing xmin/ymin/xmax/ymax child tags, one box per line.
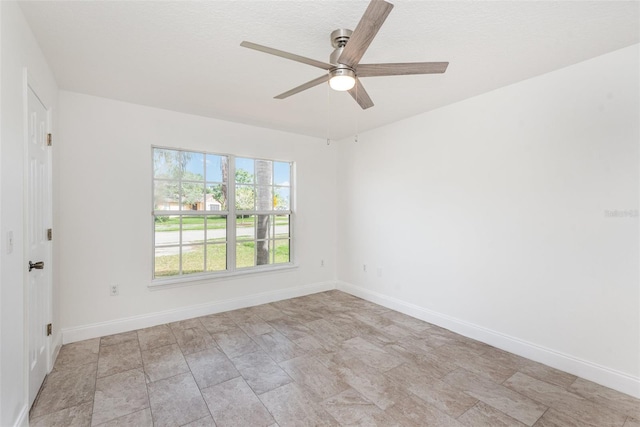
<box><xmin>326</xmin><ymin>74</ymin><xmax>331</xmax><ymax>145</ymax></box>
<box><xmin>354</xmin><ymin>80</ymin><xmax>359</xmax><ymax>143</ymax></box>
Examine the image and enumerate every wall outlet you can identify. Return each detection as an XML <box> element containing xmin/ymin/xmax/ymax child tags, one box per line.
<box><xmin>363</xmin><ymin>264</ymin><xmax>367</xmax><ymax>272</ymax></box>
<box><xmin>110</xmin><ymin>284</ymin><xmax>119</xmax><ymax>296</ymax></box>
<box><xmin>320</xmin><ymin>259</ymin><xmax>324</xmax><ymax>267</ymax></box>
<box><xmin>377</xmin><ymin>268</ymin><xmax>383</xmax><ymax>277</ymax></box>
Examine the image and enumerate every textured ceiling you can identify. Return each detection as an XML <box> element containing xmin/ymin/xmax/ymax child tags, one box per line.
<box><xmin>19</xmin><ymin>1</ymin><xmax>640</xmax><ymax>140</ymax></box>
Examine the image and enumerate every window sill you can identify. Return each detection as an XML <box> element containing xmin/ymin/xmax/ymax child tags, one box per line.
<box><xmin>149</xmin><ymin>263</ymin><xmax>299</xmax><ymax>290</ymax></box>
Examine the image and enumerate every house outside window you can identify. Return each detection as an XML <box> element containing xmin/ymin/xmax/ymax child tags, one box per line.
<box><xmin>152</xmin><ymin>147</ymin><xmax>293</xmax><ymax>282</ymax></box>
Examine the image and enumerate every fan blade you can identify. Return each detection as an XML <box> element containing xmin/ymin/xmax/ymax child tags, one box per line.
<box><xmin>348</xmin><ymin>79</ymin><xmax>374</xmax><ymax>109</ymax></box>
<box><xmin>357</xmin><ymin>62</ymin><xmax>449</xmax><ymax>77</ymax></box>
<box><xmin>338</xmin><ymin>0</ymin><xmax>394</xmax><ymax>68</ymax></box>
<box><xmin>241</xmin><ymin>41</ymin><xmax>333</xmax><ymax>70</ymax></box>
<box><xmin>274</xmin><ymin>74</ymin><xmax>330</xmax><ymax>99</ymax></box>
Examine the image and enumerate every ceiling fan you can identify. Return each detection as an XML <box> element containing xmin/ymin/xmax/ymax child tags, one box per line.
<box><xmin>240</xmin><ymin>0</ymin><xmax>449</xmax><ymax>110</ymax></box>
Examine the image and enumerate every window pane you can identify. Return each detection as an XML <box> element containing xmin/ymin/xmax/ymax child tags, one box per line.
<box><xmin>235</xmin><ymin>158</ymin><xmax>254</xmax><ymax>183</ymax></box>
<box><xmin>272</xmin><ymin>239</ymin><xmax>290</xmax><ymax>264</ymax></box>
<box><xmin>236</xmin><ymin>242</ymin><xmax>255</xmax><ymax>268</ymax></box>
<box><xmin>256</xmin><ymin>186</ymin><xmax>273</xmax><ymax>210</ymax></box>
<box><xmin>183</xmin><ymin>152</ymin><xmax>204</xmax><ymax>179</ymax></box>
<box><xmin>236</xmin><ymin>215</ymin><xmax>255</xmax><ymax>240</ymax></box>
<box><xmin>206</xmin><ymin>244</ymin><xmax>226</xmax><ymax>271</ymax></box>
<box><xmin>154</xmin><ymin>148</ymin><xmax>180</xmax><ymax>179</ymax></box>
<box><xmin>182</xmin><ymin>216</ymin><xmax>204</xmax><ymax>245</ymax></box>
<box><xmin>274</xmin><ymin>162</ymin><xmax>290</xmax><ymax>186</ymax></box>
<box><xmin>206</xmin><ymin>183</ymin><xmax>227</xmax><ymax>211</ymax></box>
<box><xmin>256</xmin><ymin>240</ymin><xmax>269</xmax><ymax>265</ymax></box>
<box><xmin>256</xmin><ymin>215</ymin><xmax>271</xmax><ymax>240</ymax></box>
<box><xmin>255</xmin><ymin>160</ymin><xmax>273</xmax><ymax>186</ymax></box>
<box><xmin>181</xmin><ymin>182</ymin><xmax>205</xmax><ymax>211</ymax></box>
<box><xmin>155</xmin><ymin>216</ymin><xmax>180</xmax><ymax>246</ymax></box>
<box><xmin>182</xmin><ymin>244</ymin><xmax>204</xmax><ymax>274</ymax></box>
<box><xmin>274</xmin><ymin>187</ymin><xmax>290</xmax><ymax>210</ymax></box>
<box><xmin>235</xmin><ymin>185</ymin><xmax>255</xmax><ymax>210</ymax></box>
<box><xmin>182</xmin><ymin>182</ymin><xmax>205</xmax><ymax>211</ymax></box>
<box><xmin>154</xmin><ymin>180</ymin><xmax>178</xmax><ymax>210</ymax></box>
<box><xmin>274</xmin><ymin>215</ymin><xmax>290</xmax><ymax>239</ymax></box>
<box><xmin>155</xmin><ymin>247</ymin><xmax>180</xmax><ymax>277</ymax></box>
<box><xmin>206</xmin><ymin>154</ymin><xmax>227</xmax><ymax>182</ymax></box>
<box><xmin>206</xmin><ymin>215</ymin><xmax>226</xmax><ymax>242</ymax></box>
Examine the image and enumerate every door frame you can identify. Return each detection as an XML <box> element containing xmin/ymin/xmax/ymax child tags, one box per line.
<box><xmin>22</xmin><ymin>68</ymin><xmax>54</xmax><ymax>406</ymax></box>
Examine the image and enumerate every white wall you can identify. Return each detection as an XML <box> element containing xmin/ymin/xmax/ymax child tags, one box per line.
<box><xmin>336</xmin><ymin>44</ymin><xmax>639</xmax><ymax>396</ymax></box>
<box><xmin>0</xmin><ymin>2</ymin><xmax>58</xmax><ymax>425</ymax></box>
<box><xmin>56</xmin><ymin>91</ymin><xmax>337</xmax><ymax>340</ymax></box>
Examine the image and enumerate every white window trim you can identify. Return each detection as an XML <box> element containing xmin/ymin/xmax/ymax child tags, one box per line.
<box><xmin>149</xmin><ymin>263</ymin><xmax>300</xmax><ymax>289</ymax></box>
<box><xmin>150</xmin><ymin>145</ymin><xmax>296</xmax><ymax>288</ymax></box>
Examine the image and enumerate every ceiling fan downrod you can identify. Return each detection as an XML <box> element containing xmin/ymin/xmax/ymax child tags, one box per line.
<box><xmin>330</xmin><ymin>29</ymin><xmax>352</xmax><ymax>65</ymax></box>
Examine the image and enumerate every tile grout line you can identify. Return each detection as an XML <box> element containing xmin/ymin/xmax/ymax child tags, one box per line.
<box><xmin>136</xmin><ymin>330</ymin><xmax>154</xmax><ymax>426</ymax></box>
<box><xmin>232</xmin><ymin>307</ymin><xmax>294</xmax><ymax>424</ymax></box>
<box><xmin>185</xmin><ymin>316</ymin><xmax>216</xmax><ymax>423</ymax></box>
<box><xmin>89</xmin><ymin>343</ymin><xmax>100</xmax><ymax>424</ymax></box>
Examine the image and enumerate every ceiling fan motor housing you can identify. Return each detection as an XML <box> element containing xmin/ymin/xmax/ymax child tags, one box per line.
<box><xmin>330</xmin><ymin>65</ymin><xmax>355</xmax><ymax>79</ymax></box>
<box><xmin>330</xmin><ymin>28</ymin><xmax>353</xmax><ymax>64</ymax></box>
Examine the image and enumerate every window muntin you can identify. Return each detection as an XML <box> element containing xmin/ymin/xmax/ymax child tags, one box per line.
<box><xmin>152</xmin><ymin>147</ymin><xmax>292</xmax><ymax>281</ymax></box>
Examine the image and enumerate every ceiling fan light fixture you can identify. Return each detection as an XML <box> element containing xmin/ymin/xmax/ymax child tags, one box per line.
<box><xmin>329</xmin><ymin>67</ymin><xmax>356</xmax><ymax>91</ymax></box>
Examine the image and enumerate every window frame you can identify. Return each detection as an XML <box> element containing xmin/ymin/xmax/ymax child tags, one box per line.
<box><xmin>150</xmin><ymin>145</ymin><xmax>296</xmax><ymax>287</ymax></box>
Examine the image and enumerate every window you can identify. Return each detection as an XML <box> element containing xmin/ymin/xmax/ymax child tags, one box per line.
<box><xmin>152</xmin><ymin>147</ymin><xmax>293</xmax><ymax>281</ymax></box>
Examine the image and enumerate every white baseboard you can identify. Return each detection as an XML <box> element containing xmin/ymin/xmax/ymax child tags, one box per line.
<box><xmin>62</xmin><ymin>281</ymin><xmax>336</xmax><ymax>344</ymax></box>
<box><xmin>49</xmin><ymin>331</ymin><xmax>62</xmax><ymax>370</ymax></box>
<box><xmin>337</xmin><ymin>281</ymin><xmax>640</xmax><ymax>399</ymax></box>
<box><xmin>14</xmin><ymin>404</ymin><xmax>28</xmax><ymax>427</ymax></box>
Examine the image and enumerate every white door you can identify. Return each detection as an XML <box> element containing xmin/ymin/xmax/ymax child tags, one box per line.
<box><xmin>26</xmin><ymin>86</ymin><xmax>51</xmax><ymax>406</ymax></box>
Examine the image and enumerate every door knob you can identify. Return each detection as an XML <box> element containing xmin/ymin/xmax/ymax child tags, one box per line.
<box><xmin>28</xmin><ymin>261</ymin><xmax>44</xmax><ymax>272</ymax></box>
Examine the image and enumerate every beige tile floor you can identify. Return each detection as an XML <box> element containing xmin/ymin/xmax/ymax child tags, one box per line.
<box><xmin>30</xmin><ymin>290</ymin><xmax>640</xmax><ymax>426</ymax></box>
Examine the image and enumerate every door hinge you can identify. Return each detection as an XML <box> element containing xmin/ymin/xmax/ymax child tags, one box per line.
<box><xmin>47</xmin><ymin>228</ymin><xmax>52</xmax><ymax>241</ymax></box>
<box><xmin>46</xmin><ymin>323</ymin><xmax>52</xmax><ymax>336</ymax></box>
<box><xmin>47</xmin><ymin>133</ymin><xmax>52</xmax><ymax>146</ymax></box>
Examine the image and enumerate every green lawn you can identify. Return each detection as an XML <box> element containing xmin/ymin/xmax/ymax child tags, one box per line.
<box><xmin>155</xmin><ymin>215</ymin><xmax>288</xmax><ymax>232</ymax></box>
<box><xmin>155</xmin><ymin>216</ymin><xmax>226</xmax><ymax>232</ymax></box>
<box><xmin>154</xmin><ymin>240</ymin><xmax>290</xmax><ymax>277</ymax></box>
